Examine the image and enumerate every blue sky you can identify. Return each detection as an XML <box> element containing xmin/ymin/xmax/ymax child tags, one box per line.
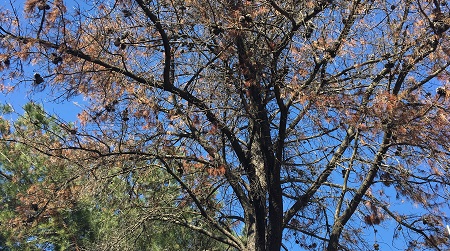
<box><xmin>0</xmin><ymin>85</ymin><xmax>79</xmax><ymax>119</ymax></box>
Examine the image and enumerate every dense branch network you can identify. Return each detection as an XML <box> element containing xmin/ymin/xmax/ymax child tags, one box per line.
<box><xmin>0</xmin><ymin>0</ymin><xmax>449</xmax><ymax>250</ymax></box>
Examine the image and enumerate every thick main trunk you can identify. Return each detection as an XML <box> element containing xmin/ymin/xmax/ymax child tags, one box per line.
<box><xmin>254</xmin><ymin>195</ymin><xmax>267</xmax><ymax>251</ymax></box>
<box><xmin>327</xmin><ymin>226</ymin><xmax>342</xmax><ymax>251</ymax></box>
<box><xmin>245</xmin><ymin>129</ymin><xmax>283</xmax><ymax>251</ymax></box>
<box><xmin>245</xmin><ymin>155</ymin><xmax>283</xmax><ymax>251</ymax></box>
<box><xmin>267</xmin><ymin>169</ymin><xmax>283</xmax><ymax>251</ymax></box>
<box><xmin>244</xmin><ymin>151</ymin><xmax>268</xmax><ymax>251</ymax></box>
<box><xmin>243</xmin><ymin>193</ymin><xmax>267</xmax><ymax>251</ymax></box>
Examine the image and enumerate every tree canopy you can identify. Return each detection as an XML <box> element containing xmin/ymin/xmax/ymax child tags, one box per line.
<box><xmin>1</xmin><ymin>0</ymin><xmax>450</xmax><ymax>250</ymax></box>
<box><xmin>0</xmin><ymin>103</ymin><xmax>227</xmax><ymax>250</ymax></box>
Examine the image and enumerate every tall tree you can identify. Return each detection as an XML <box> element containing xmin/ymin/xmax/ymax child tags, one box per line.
<box><xmin>0</xmin><ymin>103</ymin><xmax>226</xmax><ymax>251</ymax></box>
<box><xmin>0</xmin><ymin>103</ymin><xmax>87</xmax><ymax>250</ymax></box>
<box><xmin>1</xmin><ymin>0</ymin><xmax>450</xmax><ymax>250</ymax></box>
